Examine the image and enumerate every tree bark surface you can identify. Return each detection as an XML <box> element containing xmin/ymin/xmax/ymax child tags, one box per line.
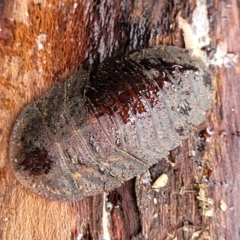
<box><xmin>0</xmin><ymin>0</ymin><xmax>239</xmax><ymax>239</ymax></box>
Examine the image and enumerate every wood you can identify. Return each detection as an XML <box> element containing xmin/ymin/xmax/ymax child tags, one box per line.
<box><xmin>0</xmin><ymin>0</ymin><xmax>239</xmax><ymax>239</ymax></box>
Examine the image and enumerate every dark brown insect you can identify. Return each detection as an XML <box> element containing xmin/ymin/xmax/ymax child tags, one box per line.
<box><xmin>9</xmin><ymin>46</ymin><xmax>213</xmax><ymax>201</ymax></box>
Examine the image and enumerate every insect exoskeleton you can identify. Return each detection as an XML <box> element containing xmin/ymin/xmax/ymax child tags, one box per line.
<box><xmin>9</xmin><ymin>46</ymin><xmax>213</xmax><ymax>201</ymax></box>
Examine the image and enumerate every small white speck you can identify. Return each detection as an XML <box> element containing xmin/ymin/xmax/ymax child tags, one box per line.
<box><xmin>76</xmin><ymin>233</ymin><xmax>83</xmax><ymax>240</ymax></box>
<box><xmin>206</xmin><ymin>127</ymin><xmax>214</xmax><ymax>135</ymax></box>
<box><xmin>220</xmin><ymin>199</ymin><xmax>228</xmax><ymax>211</ymax></box>
<box><xmin>73</xmin><ymin>3</ymin><xmax>78</xmax><ymax>9</ymax></box>
<box><xmin>141</xmin><ymin>175</ymin><xmax>152</xmax><ymax>185</ymax></box>
<box><xmin>36</xmin><ymin>34</ymin><xmax>47</xmax><ymax>50</ymax></box>
<box><xmin>106</xmin><ymin>201</ymin><xmax>113</xmax><ymax>210</ymax></box>
<box><xmin>172</xmin><ymin>64</ymin><xmax>183</xmax><ymax>68</ymax></box>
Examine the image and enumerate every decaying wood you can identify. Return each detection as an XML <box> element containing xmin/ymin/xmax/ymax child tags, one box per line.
<box><xmin>0</xmin><ymin>0</ymin><xmax>239</xmax><ymax>239</ymax></box>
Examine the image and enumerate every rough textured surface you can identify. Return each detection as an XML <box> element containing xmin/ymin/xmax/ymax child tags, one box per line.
<box><xmin>1</xmin><ymin>0</ymin><xmax>240</xmax><ymax>239</ymax></box>
<box><xmin>9</xmin><ymin>46</ymin><xmax>212</xmax><ymax>201</ymax></box>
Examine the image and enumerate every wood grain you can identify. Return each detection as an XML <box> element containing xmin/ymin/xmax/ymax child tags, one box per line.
<box><xmin>0</xmin><ymin>0</ymin><xmax>239</xmax><ymax>239</ymax></box>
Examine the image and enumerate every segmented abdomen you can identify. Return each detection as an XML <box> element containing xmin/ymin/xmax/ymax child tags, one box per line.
<box><xmin>9</xmin><ymin>46</ymin><xmax>212</xmax><ymax>201</ymax></box>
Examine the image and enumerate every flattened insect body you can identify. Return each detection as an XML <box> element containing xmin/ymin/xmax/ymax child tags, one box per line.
<box><xmin>9</xmin><ymin>45</ymin><xmax>213</xmax><ymax>201</ymax></box>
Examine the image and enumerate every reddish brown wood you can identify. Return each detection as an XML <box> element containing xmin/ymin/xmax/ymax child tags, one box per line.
<box><xmin>0</xmin><ymin>0</ymin><xmax>239</xmax><ymax>239</ymax></box>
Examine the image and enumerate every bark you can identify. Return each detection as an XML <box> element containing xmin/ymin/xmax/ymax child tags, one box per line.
<box><xmin>0</xmin><ymin>0</ymin><xmax>239</xmax><ymax>239</ymax></box>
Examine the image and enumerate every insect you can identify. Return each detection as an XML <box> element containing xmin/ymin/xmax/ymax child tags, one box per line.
<box><xmin>9</xmin><ymin>45</ymin><xmax>213</xmax><ymax>201</ymax></box>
